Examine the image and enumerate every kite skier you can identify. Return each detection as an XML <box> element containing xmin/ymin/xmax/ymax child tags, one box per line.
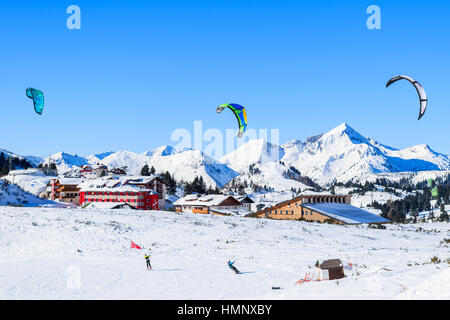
<box><xmin>228</xmin><ymin>260</ymin><xmax>240</xmax><ymax>274</ymax></box>
<box><xmin>145</xmin><ymin>253</ymin><xmax>152</xmax><ymax>270</ymax></box>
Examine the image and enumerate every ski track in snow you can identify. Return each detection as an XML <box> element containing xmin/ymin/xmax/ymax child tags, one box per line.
<box><xmin>0</xmin><ymin>207</ymin><xmax>448</xmax><ymax>299</ymax></box>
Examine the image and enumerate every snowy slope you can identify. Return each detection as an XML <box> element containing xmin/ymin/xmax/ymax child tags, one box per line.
<box><xmin>147</xmin><ymin>149</ymin><xmax>239</xmax><ymax>188</ymax></box>
<box><xmin>22</xmin><ymin>155</ymin><xmax>44</xmax><ymax>167</ymax></box>
<box><xmin>0</xmin><ymin>148</ymin><xmax>18</xmax><ymax>158</ymax></box>
<box><xmin>228</xmin><ymin>161</ymin><xmax>311</xmax><ymax>192</ymax></box>
<box><xmin>143</xmin><ymin>145</ymin><xmax>191</xmax><ymax>157</ymax></box>
<box><xmin>99</xmin><ymin>149</ymin><xmax>238</xmax><ymax>188</ymax></box>
<box><xmin>0</xmin><ymin>207</ymin><xmax>448</xmax><ymax>299</ymax></box>
<box><xmin>355</xmin><ymin>170</ymin><xmax>450</xmax><ymax>186</ymax></box>
<box><xmin>2</xmin><ymin>169</ymin><xmax>54</xmax><ymax>196</ymax></box>
<box><xmin>280</xmin><ymin>139</ymin><xmax>306</xmax><ymax>164</ymax></box>
<box><xmin>220</xmin><ymin>139</ymin><xmax>285</xmax><ymax>173</ymax></box>
<box><xmin>0</xmin><ymin>149</ymin><xmax>39</xmax><ymax>167</ymax></box>
<box><xmin>44</xmin><ymin>152</ymin><xmax>92</xmax><ymax>174</ymax></box>
<box><xmin>85</xmin><ymin>152</ymin><xmax>115</xmax><ymax>165</ymax></box>
<box><xmin>0</xmin><ymin>180</ymin><xmax>55</xmax><ymax>206</ymax></box>
<box><xmin>219</xmin><ymin>139</ymin><xmax>311</xmax><ymax>191</ymax></box>
<box><xmin>101</xmin><ymin>151</ymin><xmax>149</xmax><ymax>175</ymax></box>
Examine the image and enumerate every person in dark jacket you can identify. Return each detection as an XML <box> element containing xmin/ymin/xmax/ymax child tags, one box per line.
<box><xmin>145</xmin><ymin>254</ymin><xmax>152</xmax><ymax>270</ymax></box>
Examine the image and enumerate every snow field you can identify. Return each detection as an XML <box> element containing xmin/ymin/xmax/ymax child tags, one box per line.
<box><xmin>0</xmin><ymin>207</ymin><xmax>448</xmax><ymax>299</ymax></box>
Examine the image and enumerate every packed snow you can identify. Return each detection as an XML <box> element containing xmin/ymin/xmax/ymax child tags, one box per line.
<box><xmin>0</xmin><ymin>207</ymin><xmax>448</xmax><ymax>299</ymax></box>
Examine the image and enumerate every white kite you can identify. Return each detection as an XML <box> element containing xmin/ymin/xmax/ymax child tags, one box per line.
<box><xmin>386</xmin><ymin>75</ymin><xmax>428</xmax><ymax>120</ymax></box>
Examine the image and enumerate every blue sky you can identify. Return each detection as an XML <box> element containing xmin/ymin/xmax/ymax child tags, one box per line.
<box><xmin>0</xmin><ymin>0</ymin><xmax>449</xmax><ymax>157</ymax></box>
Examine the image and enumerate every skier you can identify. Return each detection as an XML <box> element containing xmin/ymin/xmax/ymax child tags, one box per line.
<box><xmin>145</xmin><ymin>253</ymin><xmax>152</xmax><ymax>270</ymax></box>
<box><xmin>228</xmin><ymin>260</ymin><xmax>240</xmax><ymax>274</ymax></box>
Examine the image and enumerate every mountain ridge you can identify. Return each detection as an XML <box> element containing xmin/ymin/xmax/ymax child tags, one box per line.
<box><xmin>3</xmin><ymin>123</ymin><xmax>448</xmax><ymax>190</ymax></box>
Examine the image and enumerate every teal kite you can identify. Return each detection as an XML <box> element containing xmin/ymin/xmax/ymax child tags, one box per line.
<box><xmin>217</xmin><ymin>103</ymin><xmax>247</xmax><ymax>138</ymax></box>
<box><xmin>26</xmin><ymin>88</ymin><xmax>45</xmax><ymax>115</ymax></box>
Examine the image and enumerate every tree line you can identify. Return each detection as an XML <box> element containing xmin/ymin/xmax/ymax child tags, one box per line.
<box><xmin>0</xmin><ymin>153</ymin><xmax>33</xmax><ymax>177</ymax></box>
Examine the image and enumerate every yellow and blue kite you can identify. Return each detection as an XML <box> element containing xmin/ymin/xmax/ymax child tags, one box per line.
<box><xmin>216</xmin><ymin>103</ymin><xmax>247</xmax><ymax>138</ymax></box>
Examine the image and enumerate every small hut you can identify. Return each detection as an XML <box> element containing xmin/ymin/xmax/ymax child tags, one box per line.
<box><xmin>316</xmin><ymin>259</ymin><xmax>345</xmax><ymax>281</ymax></box>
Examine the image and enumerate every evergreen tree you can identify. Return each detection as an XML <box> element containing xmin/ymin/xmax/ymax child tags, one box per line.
<box><xmin>162</xmin><ymin>171</ymin><xmax>177</xmax><ymax>194</ymax></box>
<box><xmin>439</xmin><ymin>203</ymin><xmax>449</xmax><ymax>222</ymax></box>
<box><xmin>140</xmin><ymin>165</ymin><xmax>150</xmax><ymax>176</ymax></box>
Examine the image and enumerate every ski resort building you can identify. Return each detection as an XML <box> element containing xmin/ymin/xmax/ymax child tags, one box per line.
<box><xmin>44</xmin><ymin>175</ymin><xmax>167</xmax><ymax>210</ymax></box>
<box><xmin>248</xmin><ymin>194</ymin><xmax>390</xmax><ymax>225</ymax></box>
<box><xmin>236</xmin><ymin>195</ymin><xmax>255</xmax><ymax>211</ymax></box>
<box><xmin>173</xmin><ymin>194</ymin><xmax>243</xmax><ymax>214</ymax></box>
<box><xmin>125</xmin><ymin>176</ymin><xmax>167</xmax><ymax>210</ymax></box>
<box><xmin>109</xmin><ymin>167</ymin><xmax>127</xmax><ymax>175</ymax></box>
<box><xmin>80</xmin><ymin>165</ymin><xmax>108</xmax><ymax>179</ymax></box>
<box><xmin>49</xmin><ymin>178</ymin><xmax>83</xmax><ymax>204</ymax></box>
<box><xmin>78</xmin><ymin>178</ymin><xmax>159</xmax><ymax>210</ymax></box>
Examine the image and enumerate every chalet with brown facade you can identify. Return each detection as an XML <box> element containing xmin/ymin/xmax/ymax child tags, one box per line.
<box><xmin>248</xmin><ymin>194</ymin><xmax>390</xmax><ymax>225</ymax></box>
<box><xmin>50</xmin><ymin>178</ymin><xmax>83</xmax><ymax>204</ymax></box>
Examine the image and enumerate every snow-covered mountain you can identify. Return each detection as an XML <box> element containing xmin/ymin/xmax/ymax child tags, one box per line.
<box><xmin>44</xmin><ymin>152</ymin><xmax>92</xmax><ymax>174</ymax></box>
<box><xmin>286</xmin><ymin>123</ymin><xmax>450</xmax><ymax>184</ymax></box>
<box><xmin>36</xmin><ymin>148</ymin><xmax>237</xmax><ymax>189</ymax></box>
<box><xmin>219</xmin><ymin>123</ymin><xmax>450</xmax><ymax>187</ymax></box>
<box><xmin>0</xmin><ymin>149</ymin><xmax>41</xmax><ymax>167</ymax></box>
<box><xmin>43</xmin><ymin>149</ymin><xmax>238</xmax><ymax>189</ymax></box>
<box><xmin>98</xmin><ymin>149</ymin><xmax>238</xmax><ymax>188</ymax></box>
<box><xmin>101</xmin><ymin>151</ymin><xmax>148</xmax><ymax>175</ymax></box>
<box><xmin>143</xmin><ymin>145</ymin><xmax>191</xmax><ymax>157</ymax></box>
<box><xmin>219</xmin><ymin>139</ymin><xmax>311</xmax><ymax>192</ymax></box>
<box><xmin>220</xmin><ymin>139</ymin><xmax>285</xmax><ymax>173</ymax></box>
<box><xmin>286</xmin><ymin>123</ymin><xmax>393</xmax><ymax>184</ymax></box>
<box><xmin>4</xmin><ymin>122</ymin><xmax>449</xmax><ymax>191</ymax></box>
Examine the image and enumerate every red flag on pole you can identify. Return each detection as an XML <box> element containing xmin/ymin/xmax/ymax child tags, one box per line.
<box><xmin>131</xmin><ymin>241</ymin><xmax>141</xmax><ymax>249</ymax></box>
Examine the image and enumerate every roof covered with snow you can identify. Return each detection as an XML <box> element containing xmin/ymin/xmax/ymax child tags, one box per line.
<box><xmin>210</xmin><ymin>208</ymin><xmax>252</xmax><ymax>216</ymax></box>
<box><xmin>57</xmin><ymin>178</ymin><xmax>84</xmax><ymax>185</ymax></box>
<box><xmin>303</xmin><ymin>203</ymin><xmax>390</xmax><ymax>225</ymax></box>
<box><xmin>7</xmin><ymin>169</ymin><xmax>42</xmax><ymax>176</ymax></box>
<box><xmin>173</xmin><ymin>194</ymin><xmax>240</xmax><ymax>207</ymax></box>
<box><xmin>126</xmin><ymin>175</ymin><xmax>165</xmax><ymax>185</ymax></box>
<box><xmin>83</xmin><ymin>202</ymin><xmax>135</xmax><ymax>210</ymax></box>
<box><xmin>77</xmin><ymin>177</ymin><xmax>153</xmax><ymax>193</ymax></box>
<box><xmin>236</xmin><ymin>195</ymin><xmax>254</xmax><ymax>203</ymax></box>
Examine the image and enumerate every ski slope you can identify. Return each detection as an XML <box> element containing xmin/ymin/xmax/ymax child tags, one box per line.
<box><xmin>0</xmin><ymin>207</ymin><xmax>448</xmax><ymax>299</ymax></box>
